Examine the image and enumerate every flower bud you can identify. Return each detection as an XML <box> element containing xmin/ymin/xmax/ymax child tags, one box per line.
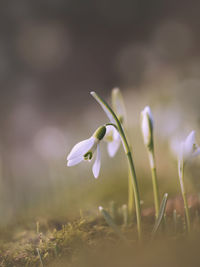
<box><xmin>141</xmin><ymin>106</ymin><xmax>153</xmax><ymax>149</ymax></box>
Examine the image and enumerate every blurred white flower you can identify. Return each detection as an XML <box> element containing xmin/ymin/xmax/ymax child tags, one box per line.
<box><xmin>111</xmin><ymin>87</ymin><xmax>127</xmax><ymax>125</ymax></box>
<box><xmin>104</xmin><ymin>125</ymin><xmax>121</xmax><ymax>157</ymax></box>
<box><xmin>141</xmin><ymin>106</ymin><xmax>153</xmax><ymax>149</ymax></box>
<box><xmin>180</xmin><ymin>131</ymin><xmax>200</xmax><ymax>162</ymax></box>
<box><xmin>67</xmin><ymin>126</ymin><xmax>106</xmax><ymax>178</ymax></box>
<box><xmin>101</xmin><ymin>88</ymin><xmax>126</xmax><ymax>158</ymax></box>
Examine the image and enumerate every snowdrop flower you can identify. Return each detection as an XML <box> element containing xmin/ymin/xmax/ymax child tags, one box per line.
<box><xmin>91</xmin><ymin>90</ymin><xmax>124</xmax><ymax>158</ymax></box>
<box><xmin>177</xmin><ymin>130</ymin><xmax>200</xmax><ymax>233</ymax></box>
<box><xmin>141</xmin><ymin>106</ymin><xmax>153</xmax><ymax>149</ymax></box>
<box><xmin>67</xmin><ymin>126</ymin><xmax>106</xmax><ymax>178</ymax></box>
<box><xmin>180</xmin><ymin>131</ymin><xmax>200</xmax><ymax>163</ymax></box>
<box><xmin>104</xmin><ymin>125</ymin><xmax>121</xmax><ymax>157</ymax></box>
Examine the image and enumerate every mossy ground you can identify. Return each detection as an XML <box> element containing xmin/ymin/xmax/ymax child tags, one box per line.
<box><xmin>0</xmin><ymin>216</ymin><xmax>125</xmax><ymax>266</ymax></box>
<box><xmin>1</xmin><ymin>206</ymin><xmax>200</xmax><ymax>267</ymax></box>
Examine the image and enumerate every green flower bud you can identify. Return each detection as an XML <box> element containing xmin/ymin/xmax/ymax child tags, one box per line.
<box><xmin>93</xmin><ymin>126</ymin><xmax>106</xmax><ymax>140</ymax></box>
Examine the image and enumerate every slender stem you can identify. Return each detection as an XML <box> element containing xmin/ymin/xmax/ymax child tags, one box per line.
<box><xmin>126</xmin><ymin>151</ymin><xmax>142</xmax><ymax>241</ymax></box>
<box><xmin>128</xmin><ymin>170</ymin><xmax>134</xmax><ymax>221</ymax></box>
<box><xmin>111</xmin><ymin>88</ymin><xmax>134</xmax><ymax>222</ymax></box>
<box><xmin>91</xmin><ymin>92</ymin><xmax>142</xmax><ymax>241</ymax></box>
<box><xmin>178</xmin><ymin>159</ymin><xmax>191</xmax><ymax>233</ymax></box>
<box><xmin>148</xmin><ymin>149</ymin><xmax>160</xmax><ymax>219</ymax></box>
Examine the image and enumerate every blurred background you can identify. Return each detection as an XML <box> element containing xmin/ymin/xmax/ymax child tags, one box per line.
<box><xmin>1</xmin><ymin>0</ymin><xmax>200</xmax><ymax>225</ymax></box>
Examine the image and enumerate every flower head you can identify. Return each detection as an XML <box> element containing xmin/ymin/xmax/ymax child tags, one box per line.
<box><xmin>67</xmin><ymin>126</ymin><xmax>106</xmax><ymax>178</ymax></box>
<box><xmin>141</xmin><ymin>106</ymin><xmax>153</xmax><ymax>149</ymax></box>
<box><xmin>180</xmin><ymin>131</ymin><xmax>200</xmax><ymax>162</ymax></box>
<box><xmin>90</xmin><ymin>89</ymin><xmax>126</xmax><ymax>158</ymax></box>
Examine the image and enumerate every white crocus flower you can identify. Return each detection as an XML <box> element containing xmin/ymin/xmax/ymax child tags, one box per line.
<box><xmin>180</xmin><ymin>131</ymin><xmax>200</xmax><ymax>163</ymax></box>
<box><xmin>67</xmin><ymin>126</ymin><xmax>106</xmax><ymax>178</ymax></box>
<box><xmin>104</xmin><ymin>125</ymin><xmax>121</xmax><ymax>157</ymax></box>
<box><xmin>141</xmin><ymin>106</ymin><xmax>153</xmax><ymax>149</ymax></box>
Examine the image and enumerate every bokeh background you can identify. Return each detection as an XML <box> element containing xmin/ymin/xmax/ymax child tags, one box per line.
<box><xmin>1</xmin><ymin>0</ymin><xmax>200</xmax><ymax>225</ymax></box>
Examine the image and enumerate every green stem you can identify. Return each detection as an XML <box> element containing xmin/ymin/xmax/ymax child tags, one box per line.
<box><xmin>148</xmin><ymin>149</ymin><xmax>160</xmax><ymax>219</ymax></box>
<box><xmin>126</xmin><ymin>151</ymin><xmax>142</xmax><ymax>241</ymax></box>
<box><xmin>128</xmin><ymin>170</ymin><xmax>134</xmax><ymax>221</ymax></box>
<box><xmin>178</xmin><ymin>159</ymin><xmax>191</xmax><ymax>233</ymax></box>
<box><xmin>91</xmin><ymin>92</ymin><xmax>142</xmax><ymax>241</ymax></box>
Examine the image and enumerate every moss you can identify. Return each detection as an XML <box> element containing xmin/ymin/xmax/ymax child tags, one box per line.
<box><xmin>0</xmin><ymin>217</ymin><xmax>118</xmax><ymax>266</ymax></box>
<box><xmin>1</xmin><ymin>203</ymin><xmax>200</xmax><ymax>267</ymax></box>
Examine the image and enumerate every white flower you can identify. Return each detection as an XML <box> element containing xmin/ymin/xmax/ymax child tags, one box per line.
<box><xmin>180</xmin><ymin>131</ymin><xmax>200</xmax><ymax>162</ymax></box>
<box><xmin>67</xmin><ymin>126</ymin><xmax>106</xmax><ymax>178</ymax></box>
<box><xmin>141</xmin><ymin>106</ymin><xmax>153</xmax><ymax>149</ymax></box>
<box><xmin>104</xmin><ymin>125</ymin><xmax>121</xmax><ymax>157</ymax></box>
<box><xmin>90</xmin><ymin>90</ymin><xmax>123</xmax><ymax>157</ymax></box>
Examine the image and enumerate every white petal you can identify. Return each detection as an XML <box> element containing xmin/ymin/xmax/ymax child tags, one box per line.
<box><xmin>105</xmin><ymin>125</ymin><xmax>113</xmax><ymax>135</ymax></box>
<box><xmin>67</xmin><ymin>136</ymin><xmax>95</xmax><ymax>160</ymax></box>
<box><xmin>113</xmin><ymin>127</ymin><xmax>120</xmax><ymax>140</ymax></box>
<box><xmin>183</xmin><ymin>131</ymin><xmax>195</xmax><ymax>158</ymax></box>
<box><xmin>141</xmin><ymin>111</ymin><xmax>150</xmax><ymax>146</ymax></box>
<box><xmin>144</xmin><ymin>106</ymin><xmax>153</xmax><ymax>125</ymax></box>
<box><xmin>92</xmin><ymin>144</ymin><xmax>101</xmax><ymax>178</ymax></box>
<box><xmin>107</xmin><ymin>139</ymin><xmax>121</xmax><ymax>157</ymax></box>
<box><xmin>105</xmin><ymin>125</ymin><xmax>120</xmax><ymax>141</ymax></box>
<box><xmin>67</xmin><ymin>156</ymin><xmax>83</xmax><ymax>166</ymax></box>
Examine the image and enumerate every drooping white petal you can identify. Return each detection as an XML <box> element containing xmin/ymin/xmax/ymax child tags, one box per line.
<box><xmin>105</xmin><ymin>125</ymin><xmax>120</xmax><ymax>141</ymax></box>
<box><xmin>92</xmin><ymin>144</ymin><xmax>101</xmax><ymax>178</ymax></box>
<box><xmin>67</xmin><ymin>136</ymin><xmax>95</xmax><ymax>160</ymax></box>
<box><xmin>107</xmin><ymin>139</ymin><xmax>121</xmax><ymax>157</ymax></box>
<box><xmin>104</xmin><ymin>125</ymin><xmax>121</xmax><ymax>157</ymax></box>
<box><xmin>104</xmin><ymin>125</ymin><xmax>113</xmax><ymax>140</ymax></box>
<box><xmin>183</xmin><ymin>131</ymin><xmax>195</xmax><ymax>158</ymax></box>
<box><xmin>113</xmin><ymin>126</ymin><xmax>120</xmax><ymax>140</ymax></box>
<box><xmin>67</xmin><ymin>156</ymin><xmax>83</xmax><ymax>166</ymax></box>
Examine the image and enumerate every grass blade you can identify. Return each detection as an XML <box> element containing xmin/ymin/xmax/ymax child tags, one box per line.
<box><xmin>152</xmin><ymin>193</ymin><xmax>168</xmax><ymax>237</ymax></box>
<box><xmin>36</xmin><ymin>248</ymin><xmax>44</xmax><ymax>267</ymax></box>
<box><xmin>99</xmin><ymin>206</ymin><xmax>127</xmax><ymax>241</ymax></box>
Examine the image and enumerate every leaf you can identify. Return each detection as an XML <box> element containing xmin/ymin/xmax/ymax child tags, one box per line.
<box><xmin>99</xmin><ymin>206</ymin><xmax>127</xmax><ymax>241</ymax></box>
<box><xmin>152</xmin><ymin>193</ymin><xmax>168</xmax><ymax>237</ymax></box>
